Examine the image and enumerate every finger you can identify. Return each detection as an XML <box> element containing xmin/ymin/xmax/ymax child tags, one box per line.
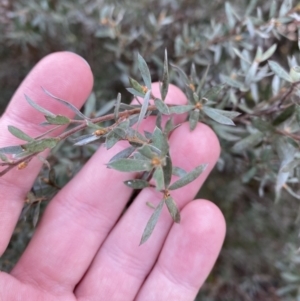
<box><xmin>0</xmin><ymin>52</ymin><xmax>93</xmax><ymax>255</ymax></box>
<box><xmin>11</xmin><ymin>84</ymin><xmax>188</xmax><ymax>293</ymax></box>
<box><xmin>75</xmin><ymin>122</ymin><xmax>220</xmax><ymax>300</ymax></box>
<box><xmin>135</xmin><ymin>200</ymin><xmax>226</xmax><ymax>301</ymax></box>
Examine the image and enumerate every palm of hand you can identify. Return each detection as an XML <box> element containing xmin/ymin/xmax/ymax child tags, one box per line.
<box><xmin>0</xmin><ymin>52</ymin><xmax>225</xmax><ymax>301</ymax></box>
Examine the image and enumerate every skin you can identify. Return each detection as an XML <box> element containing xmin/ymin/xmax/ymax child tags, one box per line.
<box><xmin>0</xmin><ymin>52</ymin><xmax>226</xmax><ymax>301</ymax></box>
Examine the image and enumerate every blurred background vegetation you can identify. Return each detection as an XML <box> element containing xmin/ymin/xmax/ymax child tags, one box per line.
<box><xmin>1</xmin><ymin>0</ymin><xmax>300</xmax><ymax>300</ymax></box>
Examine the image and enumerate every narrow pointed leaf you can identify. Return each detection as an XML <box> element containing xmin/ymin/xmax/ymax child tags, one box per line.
<box><xmin>169</xmin><ymin>105</ymin><xmax>194</xmax><ymax>114</ymax></box>
<box><xmin>202</xmin><ymin>85</ymin><xmax>224</xmax><ymax>101</ymax></box>
<box><xmin>42</xmin><ymin>87</ymin><xmax>90</xmax><ymax>120</ymax></box>
<box><xmin>129</xmin><ymin>77</ymin><xmax>145</xmax><ymax>93</ymax></box>
<box><xmin>138</xmin><ymin>90</ymin><xmax>151</xmax><ymax>127</ymax></box>
<box><xmin>95</xmin><ymin>100</ymin><xmax>115</xmax><ymax>117</ymax></box>
<box><xmin>114</xmin><ymin>93</ymin><xmax>121</xmax><ymax>121</ymax></box>
<box><xmin>163</xmin><ymin>155</ymin><xmax>172</xmax><ymax>188</ymax></box>
<box><xmin>109</xmin><ymin>146</ymin><xmax>136</xmax><ymax>163</ymax></box>
<box><xmin>8</xmin><ymin>126</ymin><xmax>34</xmax><ymax>142</ymax></box>
<box><xmin>156</xmin><ymin>112</ymin><xmax>162</xmax><ymax>130</ymax></box>
<box><xmin>106</xmin><ymin>128</ymin><xmax>126</xmax><ymax>150</ymax></box>
<box><xmin>152</xmin><ymin>127</ymin><xmax>169</xmax><ymax>156</ymax></box>
<box><xmin>0</xmin><ymin>152</ymin><xmax>8</xmax><ymax>162</ymax></box>
<box><xmin>126</xmin><ymin>88</ymin><xmax>145</xmax><ymax>98</ymax></box>
<box><xmin>33</xmin><ymin>202</ymin><xmax>41</xmax><ymax>227</ymax></box>
<box><xmin>260</xmin><ymin>44</ymin><xmax>277</xmax><ymax>62</ymax></box>
<box><xmin>153</xmin><ymin>166</ymin><xmax>165</xmax><ymax>191</ymax></box>
<box><xmin>198</xmin><ymin>65</ymin><xmax>210</xmax><ymax>93</ymax></box>
<box><xmin>203</xmin><ymin>107</ymin><xmax>236</xmax><ymax>125</ymax></box>
<box><xmin>124</xmin><ymin>179</ymin><xmax>150</xmax><ymax>189</ymax></box>
<box><xmin>169</xmin><ymin>164</ymin><xmax>207</xmax><ymax>190</ymax></box>
<box><xmin>73</xmin><ymin>134</ymin><xmax>102</xmax><ymax>146</ymax></box>
<box><xmin>0</xmin><ymin>145</ymin><xmax>25</xmax><ymax>155</ymax></box>
<box><xmin>45</xmin><ymin>115</ymin><xmax>70</xmax><ymax>125</ymax></box>
<box><xmin>138</xmin><ymin>53</ymin><xmax>151</xmax><ymax>90</ymax></box>
<box><xmin>172</xmin><ymin>166</ymin><xmax>187</xmax><ymax>177</ymax></box>
<box><xmin>220</xmin><ymin>74</ymin><xmax>244</xmax><ymax>89</ymax></box>
<box><xmin>268</xmin><ymin>61</ymin><xmax>292</xmax><ymax>82</ymax></box>
<box><xmin>138</xmin><ymin>144</ymin><xmax>156</xmax><ymax>159</ymax></box>
<box><xmin>161</xmin><ymin>49</ymin><xmax>169</xmax><ymax>101</ymax></box>
<box><xmin>155</xmin><ymin>98</ymin><xmax>170</xmax><ymax>115</ymax></box>
<box><xmin>140</xmin><ymin>199</ymin><xmax>165</xmax><ymax>245</ymax></box>
<box><xmin>22</xmin><ymin>138</ymin><xmax>58</xmax><ymax>152</ymax></box>
<box><xmin>232</xmin><ymin>132</ymin><xmax>264</xmax><ymax>152</ymax></box>
<box><xmin>165</xmin><ymin>196</ymin><xmax>180</xmax><ymax>223</ymax></box>
<box><xmin>25</xmin><ymin>94</ymin><xmax>56</xmax><ymax>117</ymax></box>
<box><xmin>108</xmin><ymin>158</ymin><xmax>152</xmax><ymax>172</ymax></box>
<box><xmin>189</xmin><ymin>109</ymin><xmax>200</xmax><ymax>130</ymax></box>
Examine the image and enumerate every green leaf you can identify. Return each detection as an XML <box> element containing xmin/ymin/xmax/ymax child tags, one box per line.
<box><xmin>161</xmin><ymin>49</ymin><xmax>169</xmax><ymax>101</ymax></box>
<box><xmin>22</xmin><ymin>138</ymin><xmax>59</xmax><ymax>152</ymax></box>
<box><xmin>273</xmin><ymin>105</ymin><xmax>295</xmax><ymax>126</ymax></box>
<box><xmin>169</xmin><ymin>164</ymin><xmax>207</xmax><ymax>190</ymax></box>
<box><xmin>42</xmin><ymin>87</ymin><xmax>89</xmax><ymax>120</ymax></box>
<box><xmin>220</xmin><ymin>74</ymin><xmax>244</xmax><ymax>89</ymax></box>
<box><xmin>225</xmin><ymin>2</ymin><xmax>236</xmax><ymax>29</ymax></box>
<box><xmin>129</xmin><ymin>77</ymin><xmax>145</xmax><ymax>94</ymax></box>
<box><xmin>0</xmin><ymin>152</ymin><xmax>8</xmax><ymax>162</ymax></box>
<box><xmin>8</xmin><ymin>126</ymin><xmax>34</xmax><ymax>142</ymax></box>
<box><xmin>124</xmin><ymin>179</ymin><xmax>150</xmax><ymax>189</ymax></box>
<box><xmin>114</xmin><ymin>93</ymin><xmax>121</xmax><ymax>121</ymax></box>
<box><xmin>189</xmin><ymin>109</ymin><xmax>199</xmax><ymax>130</ymax></box>
<box><xmin>126</xmin><ymin>88</ymin><xmax>145</xmax><ymax>98</ymax></box>
<box><xmin>163</xmin><ymin>155</ymin><xmax>172</xmax><ymax>188</ymax></box>
<box><xmin>296</xmin><ymin>104</ymin><xmax>300</xmax><ymax>126</ymax></box>
<box><xmin>73</xmin><ymin>134</ymin><xmax>104</xmax><ymax>146</ymax></box>
<box><xmin>232</xmin><ymin>132</ymin><xmax>264</xmax><ymax>152</ymax></box>
<box><xmin>138</xmin><ymin>53</ymin><xmax>152</xmax><ymax>90</ymax></box>
<box><xmin>290</xmin><ymin>66</ymin><xmax>300</xmax><ymax>83</ymax></box>
<box><xmin>152</xmin><ymin>127</ymin><xmax>169</xmax><ymax>156</ymax></box>
<box><xmin>154</xmin><ymin>98</ymin><xmax>170</xmax><ymax>115</ymax></box>
<box><xmin>84</xmin><ymin>92</ymin><xmax>96</xmax><ymax>117</ymax></box>
<box><xmin>165</xmin><ymin>196</ymin><xmax>180</xmax><ymax>223</ymax></box>
<box><xmin>138</xmin><ymin>90</ymin><xmax>151</xmax><ymax>127</ymax></box>
<box><xmin>109</xmin><ymin>146</ymin><xmax>136</xmax><ymax>163</ymax></box>
<box><xmin>156</xmin><ymin>112</ymin><xmax>162</xmax><ymax>130</ymax></box>
<box><xmin>169</xmin><ymin>105</ymin><xmax>194</xmax><ymax>114</ymax></box>
<box><xmin>95</xmin><ymin>100</ymin><xmax>115</xmax><ymax>117</ymax></box>
<box><xmin>33</xmin><ymin>202</ymin><xmax>41</xmax><ymax>227</ymax></box>
<box><xmin>203</xmin><ymin>107</ymin><xmax>236</xmax><ymax>125</ymax></box>
<box><xmin>202</xmin><ymin>85</ymin><xmax>224</xmax><ymax>101</ymax></box>
<box><xmin>25</xmin><ymin>94</ymin><xmax>56</xmax><ymax>117</ymax></box>
<box><xmin>0</xmin><ymin>145</ymin><xmax>24</xmax><ymax>155</ymax></box>
<box><xmin>138</xmin><ymin>144</ymin><xmax>155</xmax><ymax>159</ymax></box>
<box><xmin>106</xmin><ymin>128</ymin><xmax>126</xmax><ymax>150</ymax></box>
<box><xmin>260</xmin><ymin>44</ymin><xmax>277</xmax><ymax>62</ymax></box>
<box><xmin>172</xmin><ymin>166</ymin><xmax>187</xmax><ymax>177</ymax></box>
<box><xmin>170</xmin><ymin>63</ymin><xmax>190</xmax><ymax>85</ymax></box>
<box><xmin>45</xmin><ymin>115</ymin><xmax>70</xmax><ymax>125</ymax></box>
<box><xmin>153</xmin><ymin>166</ymin><xmax>165</xmax><ymax>191</ymax></box>
<box><xmin>197</xmin><ymin>65</ymin><xmax>210</xmax><ymax>94</ymax></box>
<box><xmin>268</xmin><ymin>61</ymin><xmax>292</xmax><ymax>82</ymax></box>
<box><xmin>252</xmin><ymin>119</ymin><xmax>274</xmax><ymax>132</ymax></box>
<box><xmin>108</xmin><ymin>158</ymin><xmax>152</xmax><ymax>172</ymax></box>
<box><xmin>140</xmin><ymin>199</ymin><xmax>165</xmax><ymax>245</ymax></box>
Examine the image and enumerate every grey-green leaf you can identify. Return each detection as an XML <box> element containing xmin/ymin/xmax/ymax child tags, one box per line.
<box><xmin>189</xmin><ymin>109</ymin><xmax>200</xmax><ymax>130</ymax></box>
<box><xmin>203</xmin><ymin>107</ymin><xmax>236</xmax><ymax>125</ymax></box>
<box><xmin>0</xmin><ymin>145</ymin><xmax>25</xmax><ymax>155</ymax></box>
<box><xmin>22</xmin><ymin>138</ymin><xmax>59</xmax><ymax>152</ymax></box>
<box><xmin>140</xmin><ymin>199</ymin><xmax>165</xmax><ymax>245</ymax></box>
<box><xmin>0</xmin><ymin>152</ymin><xmax>8</xmax><ymax>162</ymax></box>
<box><xmin>232</xmin><ymin>132</ymin><xmax>264</xmax><ymax>152</ymax></box>
<box><xmin>169</xmin><ymin>105</ymin><xmax>194</xmax><ymax>114</ymax></box>
<box><xmin>25</xmin><ymin>94</ymin><xmax>56</xmax><ymax>118</ymax></box>
<box><xmin>172</xmin><ymin>166</ymin><xmax>187</xmax><ymax>177</ymax></box>
<box><xmin>138</xmin><ymin>90</ymin><xmax>151</xmax><ymax>127</ymax></box>
<box><xmin>114</xmin><ymin>93</ymin><xmax>121</xmax><ymax>121</ymax></box>
<box><xmin>268</xmin><ymin>61</ymin><xmax>292</xmax><ymax>82</ymax></box>
<box><xmin>124</xmin><ymin>179</ymin><xmax>150</xmax><ymax>189</ymax></box>
<box><xmin>153</xmin><ymin>166</ymin><xmax>165</xmax><ymax>191</ymax></box>
<box><xmin>169</xmin><ymin>164</ymin><xmax>207</xmax><ymax>190</ymax></box>
<box><xmin>161</xmin><ymin>49</ymin><xmax>169</xmax><ymax>101</ymax></box>
<box><xmin>74</xmin><ymin>134</ymin><xmax>103</xmax><ymax>146</ymax></box>
<box><xmin>126</xmin><ymin>88</ymin><xmax>145</xmax><ymax>98</ymax></box>
<box><xmin>152</xmin><ymin>127</ymin><xmax>169</xmax><ymax>156</ymax></box>
<box><xmin>163</xmin><ymin>155</ymin><xmax>172</xmax><ymax>188</ymax></box>
<box><xmin>138</xmin><ymin>144</ymin><xmax>155</xmax><ymax>159</ymax></box>
<box><xmin>109</xmin><ymin>146</ymin><xmax>136</xmax><ymax>163</ymax></box>
<box><xmin>42</xmin><ymin>87</ymin><xmax>90</xmax><ymax>120</ymax></box>
<box><xmin>155</xmin><ymin>98</ymin><xmax>170</xmax><ymax>115</ymax></box>
<box><xmin>108</xmin><ymin>158</ymin><xmax>152</xmax><ymax>172</ymax></box>
<box><xmin>45</xmin><ymin>115</ymin><xmax>70</xmax><ymax>125</ymax></box>
<box><xmin>138</xmin><ymin>53</ymin><xmax>151</xmax><ymax>90</ymax></box>
<box><xmin>165</xmin><ymin>196</ymin><xmax>181</xmax><ymax>223</ymax></box>
<box><xmin>8</xmin><ymin>126</ymin><xmax>34</xmax><ymax>142</ymax></box>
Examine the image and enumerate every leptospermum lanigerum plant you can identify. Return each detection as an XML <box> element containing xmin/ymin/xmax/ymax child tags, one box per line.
<box><xmin>0</xmin><ymin>51</ymin><xmax>242</xmax><ymax>244</ymax></box>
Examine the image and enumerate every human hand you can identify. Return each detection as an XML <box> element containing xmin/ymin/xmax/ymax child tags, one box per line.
<box><xmin>0</xmin><ymin>52</ymin><xmax>225</xmax><ymax>301</ymax></box>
